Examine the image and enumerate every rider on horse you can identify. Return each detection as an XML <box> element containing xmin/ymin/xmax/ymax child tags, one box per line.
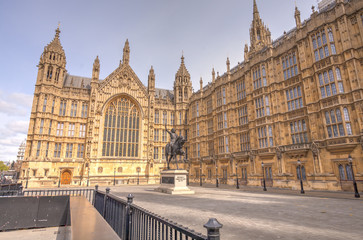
<box><xmin>165</xmin><ymin>125</ymin><xmax>178</xmax><ymax>154</ymax></box>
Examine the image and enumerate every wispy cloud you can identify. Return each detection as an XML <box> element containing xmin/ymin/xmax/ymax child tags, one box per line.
<box><xmin>0</xmin><ymin>90</ymin><xmax>31</xmax><ymax>161</ymax></box>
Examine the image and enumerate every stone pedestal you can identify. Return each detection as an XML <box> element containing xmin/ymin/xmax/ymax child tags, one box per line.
<box><xmin>155</xmin><ymin>169</ymin><xmax>195</xmax><ymax>195</ymax></box>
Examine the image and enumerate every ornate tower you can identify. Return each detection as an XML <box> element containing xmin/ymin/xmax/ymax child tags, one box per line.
<box><xmin>249</xmin><ymin>0</ymin><xmax>271</xmax><ymax>52</ymax></box>
<box><xmin>174</xmin><ymin>55</ymin><xmax>192</xmax><ymax>104</ymax></box>
<box><xmin>36</xmin><ymin>26</ymin><xmax>67</xmax><ymax>88</ymax></box>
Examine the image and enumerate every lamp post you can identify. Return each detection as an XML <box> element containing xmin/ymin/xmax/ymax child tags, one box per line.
<box><xmin>200</xmin><ymin>161</ymin><xmax>203</xmax><ymax>187</ymax></box>
<box><xmin>87</xmin><ymin>166</ymin><xmax>90</xmax><ymax>187</ymax></box>
<box><xmin>114</xmin><ymin>168</ymin><xmax>116</xmax><ymax>186</ymax></box>
<box><xmin>235</xmin><ymin>162</ymin><xmax>239</xmax><ymax>189</ymax></box>
<box><xmin>25</xmin><ymin>168</ymin><xmax>29</xmax><ymax>189</ymax></box>
<box><xmin>297</xmin><ymin>160</ymin><xmax>305</xmax><ymax>194</ymax></box>
<box><xmin>215</xmin><ymin>160</ymin><xmax>219</xmax><ymax>188</ymax></box>
<box><xmin>136</xmin><ymin>167</ymin><xmax>140</xmax><ymax>185</ymax></box>
<box><xmin>348</xmin><ymin>155</ymin><xmax>360</xmax><ymax>198</ymax></box>
<box><xmin>58</xmin><ymin>169</ymin><xmax>61</xmax><ymax>188</ymax></box>
<box><xmin>261</xmin><ymin>162</ymin><xmax>267</xmax><ymax>191</ymax></box>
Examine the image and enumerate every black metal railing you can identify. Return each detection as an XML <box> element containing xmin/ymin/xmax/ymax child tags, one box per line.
<box><xmin>0</xmin><ymin>183</ymin><xmax>22</xmax><ymax>190</ymax></box>
<box><xmin>23</xmin><ymin>187</ymin><xmax>95</xmax><ymax>203</ymax></box>
<box><xmin>94</xmin><ymin>186</ymin><xmax>223</xmax><ymax>240</ymax></box>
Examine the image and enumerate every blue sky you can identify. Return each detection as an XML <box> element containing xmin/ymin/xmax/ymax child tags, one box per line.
<box><xmin>0</xmin><ymin>0</ymin><xmax>318</xmax><ymax>162</ymax></box>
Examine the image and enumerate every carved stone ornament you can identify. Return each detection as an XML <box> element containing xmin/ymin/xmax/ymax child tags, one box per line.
<box><xmin>275</xmin><ymin>146</ymin><xmax>283</xmax><ymax>159</ymax></box>
<box><xmin>311</xmin><ymin>141</ymin><xmax>319</xmax><ymax>157</ymax></box>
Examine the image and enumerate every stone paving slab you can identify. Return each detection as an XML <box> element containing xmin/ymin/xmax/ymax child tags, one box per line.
<box><xmin>0</xmin><ymin>226</ymin><xmax>71</xmax><ymax>240</ymax></box>
<box><xmin>102</xmin><ymin>185</ymin><xmax>363</xmax><ymax>240</ymax></box>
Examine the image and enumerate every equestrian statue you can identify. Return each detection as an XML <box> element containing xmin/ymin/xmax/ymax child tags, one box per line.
<box><xmin>165</xmin><ymin>125</ymin><xmax>186</xmax><ymax>169</ymax></box>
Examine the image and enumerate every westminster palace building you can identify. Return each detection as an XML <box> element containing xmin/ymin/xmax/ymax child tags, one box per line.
<box><xmin>21</xmin><ymin>0</ymin><xmax>363</xmax><ymax>191</ymax></box>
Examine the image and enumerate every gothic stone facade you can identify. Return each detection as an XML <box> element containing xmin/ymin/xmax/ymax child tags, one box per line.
<box><xmin>21</xmin><ymin>0</ymin><xmax>363</xmax><ymax>191</ymax></box>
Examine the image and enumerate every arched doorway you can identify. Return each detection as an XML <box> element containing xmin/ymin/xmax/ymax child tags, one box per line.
<box><xmin>61</xmin><ymin>169</ymin><xmax>72</xmax><ymax>185</ymax></box>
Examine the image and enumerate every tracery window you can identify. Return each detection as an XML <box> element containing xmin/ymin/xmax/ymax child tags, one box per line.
<box><xmin>238</xmin><ymin>105</ymin><xmax>248</xmax><ymax>126</ymax></box>
<box><xmin>102</xmin><ymin>97</ymin><xmax>140</xmax><ymax>157</ymax></box>
<box><xmin>286</xmin><ymin>86</ymin><xmax>303</xmax><ymax>111</ymax></box>
<box><xmin>282</xmin><ymin>52</ymin><xmax>298</xmax><ymax>80</ymax></box>
<box><xmin>236</xmin><ymin>79</ymin><xmax>246</xmax><ymax>101</ymax></box>
<box><xmin>59</xmin><ymin>100</ymin><xmax>66</xmax><ymax>116</ymax></box>
<box><xmin>162</xmin><ymin>111</ymin><xmax>167</xmax><ymax>124</ymax></box>
<box><xmin>290</xmin><ymin>119</ymin><xmax>308</xmax><ymax>144</ymax></box>
<box><xmin>253</xmin><ymin>64</ymin><xmax>267</xmax><ymax>89</ymax></box>
<box><xmin>239</xmin><ymin>132</ymin><xmax>250</xmax><ymax>151</ymax></box>
<box><xmin>318</xmin><ymin>68</ymin><xmax>343</xmax><ymax>98</ymax></box>
<box><xmin>311</xmin><ymin>27</ymin><xmax>336</xmax><ymax>62</ymax></box>
<box><xmin>325</xmin><ymin>107</ymin><xmax>352</xmax><ymax>138</ymax></box>
<box><xmin>70</xmin><ymin>102</ymin><xmax>77</xmax><ymax>117</ymax></box>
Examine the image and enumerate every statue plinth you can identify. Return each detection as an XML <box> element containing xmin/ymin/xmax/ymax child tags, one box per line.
<box><xmin>155</xmin><ymin>169</ymin><xmax>195</xmax><ymax>195</ymax></box>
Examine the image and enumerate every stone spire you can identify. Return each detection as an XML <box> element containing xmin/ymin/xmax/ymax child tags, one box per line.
<box><xmin>249</xmin><ymin>0</ymin><xmax>271</xmax><ymax>51</ymax></box>
<box><xmin>212</xmin><ymin>68</ymin><xmax>215</xmax><ymax>83</ymax></box>
<box><xmin>174</xmin><ymin>54</ymin><xmax>192</xmax><ymax>104</ymax></box>
<box><xmin>200</xmin><ymin>77</ymin><xmax>203</xmax><ymax>92</ymax></box>
<box><xmin>123</xmin><ymin>39</ymin><xmax>130</xmax><ymax>65</ymax></box>
<box><xmin>92</xmin><ymin>56</ymin><xmax>100</xmax><ymax>81</ymax></box>
<box><xmin>148</xmin><ymin>65</ymin><xmax>155</xmax><ymax>92</ymax></box>
<box><xmin>175</xmin><ymin>54</ymin><xmax>191</xmax><ymax>80</ymax></box>
<box><xmin>295</xmin><ymin>5</ymin><xmax>301</xmax><ymax>29</ymax></box>
<box><xmin>226</xmin><ymin>57</ymin><xmax>230</xmax><ymax>73</ymax></box>
<box><xmin>253</xmin><ymin>0</ymin><xmax>260</xmax><ymax>20</ymax></box>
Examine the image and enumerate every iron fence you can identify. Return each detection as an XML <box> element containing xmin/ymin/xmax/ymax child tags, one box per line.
<box><xmin>0</xmin><ymin>183</ymin><xmax>22</xmax><ymax>190</ymax></box>
<box><xmin>94</xmin><ymin>186</ymin><xmax>222</xmax><ymax>240</ymax></box>
<box><xmin>23</xmin><ymin>188</ymin><xmax>95</xmax><ymax>203</ymax></box>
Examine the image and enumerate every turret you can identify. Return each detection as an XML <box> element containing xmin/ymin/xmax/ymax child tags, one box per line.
<box><xmin>122</xmin><ymin>39</ymin><xmax>130</xmax><ymax>65</ymax></box>
<box><xmin>244</xmin><ymin>44</ymin><xmax>249</xmax><ymax>62</ymax></box>
<box><xmin>226</xmin><ymin>57</ymin><xmax>230</xmax><ymax>74</ymax></box>
<box><xmin>36</xmin><ymin>26</ymin><xmax>66</xmax><ymax>87</ymax></box>
<box><xmin>200</xmin><ymin>77</ymin><xmax>203</xmax><ymax>92</ymax></box>
<box><xmin>92</xmin><ymin>56</ymin><xmax>100</xmax><ymax>81</ymax></box>
<box><xmin>148</xmin><ymin>66</ymin><xmax>155</xmax><ymax>93</ymax></box>
<box><xmin>295</xmin><ymin>5</ymin><xmax>301</xmax><ymax>29</ymax></box>
<box><xmin>212</xmin><ymin>68</ymin><xmax>216</xmax><ymax>83</ymax></box>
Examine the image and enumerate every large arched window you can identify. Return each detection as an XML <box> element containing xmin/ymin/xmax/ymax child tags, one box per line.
<box><xmin>102</xmin><ymin>97</ymin><xmax>140</xmax><ymax>157</ymax></box>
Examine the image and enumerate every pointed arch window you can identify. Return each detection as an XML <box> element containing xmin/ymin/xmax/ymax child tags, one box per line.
<box><xmin>47</xmin><ymin>66</ymin><xmax>53</xmax><ymax>80</ymax></box>
<box><xmin>102</xmin><ymin>97</ymin><xmax>140</xmax><ymax>157</ymax></box>
<box><xmin>184</xmin><ymin>87</ymin><xmax>188</xmax><ymax>99</ymax></box>
<box><xmin>55</xmin><ymin>68</ymin><xmax>60</xmax><ymax>83</ymax></box>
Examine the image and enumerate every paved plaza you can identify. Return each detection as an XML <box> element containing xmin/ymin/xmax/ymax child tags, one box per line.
<box><xmin>102</xmin><ymin>185</ymin><xmax>363</xmax><ymax>240</ymax></box>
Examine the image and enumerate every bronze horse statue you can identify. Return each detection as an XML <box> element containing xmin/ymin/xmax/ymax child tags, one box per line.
<box><xmin>165</xmin><ymin>136</ymin><xmax>186</xmax><ymax>170</ymax></box>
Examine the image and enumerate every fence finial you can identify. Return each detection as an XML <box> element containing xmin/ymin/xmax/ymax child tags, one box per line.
<box><xmin>204</xmin><ymin>218</ymin><xmax>223</xmax><ymax>240</ymax></box>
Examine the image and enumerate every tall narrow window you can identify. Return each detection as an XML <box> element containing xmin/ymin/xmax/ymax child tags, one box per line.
<box><xmin>197</xmin><ymin>123</ymin><xmax>200</xmax><ymax>136</ymax></box>
<box><xmin>79</xmin><ymin>124</ymin><xmax>86</xmax><ymax>138</ymax></box>
<box><xmin>154</xmin><ymin>147</ymin><xmax>159</xmax><ymax>159</ymax></box>
<box><xmin>222</xmin><ymin>88</ymin><xmax>226</xmax><ymax>105</ymax></box>
<box><xmin>54</xmin><ymin>143</ymin><xmax>62</xmax><ymax>158</ymax></box>
<box><xmin>36</xmin><ymin>141</ymin><xmax>41</xmax><ymax>157</ymax></box>
<box><xmin>39</xmin><ymin>119</ymin><xmax>44</xmax><ymax>134</ymax></box>
<box><xmin>179</xmin><ymin>112</ymin><xmax>182</xmax><ymax>125</ymax></box>
<box><xmin>196</xmin><ymin>102</ymin><xmax>199</xmax><ymax>117</ymax></box>
<box><xmin>155</xmin><ymin>110</ymin><xmax>159</xmax><ymax>124</ymax></box>
<box><xmin>163</xmin><ymin>111</ymin><xmax>167</xmax><ymax>124</ymax></box>
<box><xmin>154</xmin><ymin>129</ymin><xmax>159</xmax><ymax>141</ymax></box>
<box><xmin>225</xmin><ymin>137</ymin><xmax>229</xmax><ymax>153</ymax></box>
<box><xmin>55</xmin><ymin>68</ymin><xmax>60</xmax><ymax>83</ymax></box>
<box><xmin>197</xmin><ymin>143</ymin><xmax>200</xmax><ymax>157</ymax></box>
<box><xmin>170</xmin><ymin>112</ymin><xmax>175</xmax><ymax>125</ymax></box>
<box><xmin>262</xmin><ymin>65</ymin><xmax>267</xmax><ymax>86</ymax></box>
<box><xmin>70</xmin><ymin>102</ymin><xmax>77</xmax><ymax>117</ymax></box>
<box><xmin>45</xmin><ymin>142</ymin><xmax>49</xmax><ymax>157</ymax></box>
<box><xmin>218</xmin><ymin>137</ymin><xmax>225</xmax><ymax>153</ymax></box>
<box><xmin>42</xmin><ymin>96</ymin><xmax>47</xmax><ymax>112</ymax></box>
<box><xmin>253</xmin><ymin>67</ymin><xmax>262</xmax><ymax>89</ymax></box>
<box><xmin>224</xmin><ymin>112</ymin><xmax>228</xmax><ymax>128</ymax></box>
<box><xmin>81</xmin><ymin>102</ymin><xmax>88</xmax><ymax>118</ymax></box>
<box><xmin>77</xmin><ymin>144</ymin><xmax>84</xmax><ymax>158</ymax></box>
<box><xmin>48</xmin><ymin>120</ymin><xmax>52</xmax><ymax>135</ymax></box>
<box><xmin>66</xmin><ymin>143</ymin><xmax>73</xmax><ymax>158</ymax></box>
<box><xmin>68</xmin><ymin>123</ymin><xmax>75</xmax><ymax>137</ymax></box>
<box><xmin>102</xmin><ymin>97</ymin><xmax>140</xmax><ymax>157</ymax></box>
<box><xmin>51</xmin><ymin>99</ymin><xmax>55</xmax><ymax>113</ymax></box>
<box><xmin>335</xmin><ymin>68</ymin><xmax>344</xmax><ymax>93</ymax></box>
<box><xmin>59</xmin><ymin>100</ymin><xmax>66</xmax><ymax>116</ymax></box>
<box><xmin>56</xmin><ymin>122</ymin><xmax>64</xmax><ymax>136</ymax></box>
<box><xmin>217</xmin><ymin>113</ymin><xmax>223</xmax><ymax>129</ymax></box>
<box><xmin>47</xmin><ymin>66</ymin><xmax>53</xmax><ymax>80</ymax></box>
<box><xmin>343</xmin><ymin>107</ymin><xmax>352</xmax><ymax>135</ymax></box>
<box><xmin>162</xmin><ymin>130</ymin><xmax>167</xmax><ymax>142</ymax></box>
